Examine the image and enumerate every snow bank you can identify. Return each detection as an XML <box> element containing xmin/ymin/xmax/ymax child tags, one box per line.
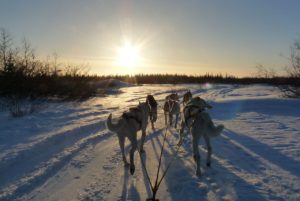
<box><xmin>91</xmin><ymin>79</ymin><xmax>134</xmax><ymax>89</ymax></box>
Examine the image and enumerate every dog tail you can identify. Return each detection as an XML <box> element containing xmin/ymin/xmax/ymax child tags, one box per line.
<box><xmin>209</xmin><ymin>124</ymin><xmax>224</xmax><ymax>137</ymax></box>
<box><xmin>200</xmin><ymin>112</ymin><xmax>224</xmax><ymax>137</ymax></box>
<box><xmin>106</xmin><ymin>113</ymin><xmax>122</xmax><ymax>133</ymax></box>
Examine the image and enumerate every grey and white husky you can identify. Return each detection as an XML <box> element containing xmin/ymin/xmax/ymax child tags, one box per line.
<box><xmin>179</xmin><ymin>96</ymin><xmax>224</xmax><ymax>176</ymax></box>
<box><xmin>106</xmin><ymin>95</ymin><xmax>157</xmax><ymax>175</ymax></box>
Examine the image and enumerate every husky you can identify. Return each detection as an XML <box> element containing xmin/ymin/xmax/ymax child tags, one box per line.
<box><xmin>146</xmin><ymin>94</ymin><xmax>158</xmax><ymax>131</ymax></box>
<box><xmin>163</xmin><ymin>93</ymin><xmax>180</xmax><ymax>128</ymax></box>
<box><xmin>179</xmin><ymin>96</ymin><xmax>224</xmax><ymax>176</ymax></box>
<box><xmin>182</xmin><ymin>90</ymin><xmax>192</xmax><ymax>106</ymax></box>
<box><xmin>106</xmin><ymin>95</ymin><xmax>157</xmax><ymax>175</ymax></box>
<box><xmin>165</xmin><ymin>93</ymin><xmax>179</xmax><ymax>101</ymax></box>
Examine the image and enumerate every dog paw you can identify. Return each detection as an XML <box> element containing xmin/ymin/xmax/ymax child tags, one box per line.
<box><xmin>196</xmin><ymin>170</ymin><xmax>202</xmax><ymax>177</ymax></box>
<box><xmin>140</xmin><ymin>149</ymin><xmax>145</xmax><ymax>154</ymax></box>
<box><xmin>130</xmin><ymin>165</ymin><xmax>135</xmax><ymax>175</ymax></box>
<box><xmin>193</xmin><ymin>154</ymin><xmax>199</xmax><ymax>162</ymax></box>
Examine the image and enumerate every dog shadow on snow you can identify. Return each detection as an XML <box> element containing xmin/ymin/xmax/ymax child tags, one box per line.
<box><xmin>159</xmin><ymin>129</ymin><xmax>267</xmax><ymax>201</ymax></box>
<box><xmin>221</xmin><ymin>128</ymin><xmax>300</xmax><ymax>178</ymax></box>
<box><xmin>120</xmin><ymin>166</ymin><xmax>142</xmax><ymax>201</ymax></box>
<box><xmin>119</xmin><ymin>128</ymin><xmax>164</xmax><ymax>201</ymax></box>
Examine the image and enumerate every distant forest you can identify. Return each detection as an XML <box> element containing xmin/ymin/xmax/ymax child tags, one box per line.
<box><xmin>93</xmin><ymin>74</ymin><xmax>300</xmax><ymax>86</ymax></box>
<box><xmin>1</xmin><ymin>72</ymin><xmax>299</xmax><ymax>100</ymax></box>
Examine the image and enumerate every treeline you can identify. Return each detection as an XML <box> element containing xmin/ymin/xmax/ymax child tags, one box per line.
<box><xmin>0</xmin><ymin>28</ymin><xmax>99</xmax><ymax>100</ymax></box>
<box><xmin>0</xmin><ymin>74</ymin><xmax>98</xmax><ymax>100</ymax></box>
<box><xmin>93</xmin><ymin>74</ymin><xmax>300</xmax><ymax>86</ymax></box>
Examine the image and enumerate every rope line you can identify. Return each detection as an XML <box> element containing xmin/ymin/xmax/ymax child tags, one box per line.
<box><xmin>153</xmin><ymin>126</ymin><xmax>169</xmax><ymax>191</ymax></box>
<box><xmin>138</xmin><ymin>149</ymin><xmax>154</xmax><ymax>191</ymax></box>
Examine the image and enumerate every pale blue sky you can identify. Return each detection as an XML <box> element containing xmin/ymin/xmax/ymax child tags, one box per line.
<box><xmin>1</xmin><ymin>0</ymin><xmax>300</xmax><ymax>76</ymax></box>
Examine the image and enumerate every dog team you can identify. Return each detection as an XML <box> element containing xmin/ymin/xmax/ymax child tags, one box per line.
<box><xmin>106</xmin><ymin>90</ymin><xmax>224</xmax><ymax>176</ymax></box>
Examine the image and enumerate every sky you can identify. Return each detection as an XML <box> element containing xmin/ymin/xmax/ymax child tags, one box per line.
<box><xmin>1</xmin><ymin>0</ymin><xmax>300</xmax><ymax>77</ymax></box>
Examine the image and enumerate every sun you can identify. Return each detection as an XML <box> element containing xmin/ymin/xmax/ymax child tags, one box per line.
<box><xmin>117</xmin><ymin>41</ymin><xmax>140</xmax><ymax>69</ymax></box>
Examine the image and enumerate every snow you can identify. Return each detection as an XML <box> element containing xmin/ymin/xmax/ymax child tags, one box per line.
<box><xmin>0</xmin><ymin>84</ymin><xmax>300</xmax><ymax>201</ymax></box>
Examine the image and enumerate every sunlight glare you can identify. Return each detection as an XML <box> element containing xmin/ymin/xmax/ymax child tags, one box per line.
<box><xmin>117</xmin><ymin>42</ymin><xmax>140</xmax><ymax>69</ymax></box>
<box><xmin>203</xmin><ymin>83</ymin><xmax>213</xmax><ymax>89</ymax></box>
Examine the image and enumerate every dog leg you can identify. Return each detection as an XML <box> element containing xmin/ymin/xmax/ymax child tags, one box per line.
<box><xmin>140</xmin><ymin>129</ymin><xmax>146</xmax><ymax>153</ymax></box>
<box><xmin>174</xmin><ymin>114</ymin><xmax>179</xmax><ymax>128</ymax></box>
<box><xmin>118</xmin><ymin>136</ymin><xmax>129</xmax><ymax>166</ymax></box>
<box><xmin>204</xmin><ymin>135</ymin><xmax>212</xmax><ymax>167</ymax></box>
<box><xmin>192</xmin><ymin>132</ymin><xmax>201</xmax><ymax>176</ymax></box>
<box><xmin>194</xmin><ymin>154</ymin><xmax>201</xmax><ymax>177</ymax></box>
<box><xmin>169</xmin><ymin>113</ymin><xmax>173</xmax><ymax>126</ymax></box>
<box><xmin>177</xmin><ymin>121</ymin><xmax>185</xmax><ymax>146</ymax></box>
<box><xmin>129</xmin><ymin>137</ymin><xmax>137</xmax><ymax>175</ymax></box>
<box><xmin>164</xmin><ymin>112</ymin><xmax>167</xmax><ymax>125</ymax></box>
<box><xmin>151</xmin><ymin>120</ymin><xmax>155</xmax><ymax>131</ymax></box>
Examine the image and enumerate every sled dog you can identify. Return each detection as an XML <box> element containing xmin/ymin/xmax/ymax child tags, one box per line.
<box><xmin>106</xmin><ymin>95</ymin><xmax>157</xmax><ymax>175</ymax></box>
<box><xmin>179</xmin><ymin>96</ymin><xmax>224</xmax><ymax>176</ymax></box>
<box><xmin>163</xmin><ymin>93</ymin><xmax>180</xmax><ymax>128</ymax></box>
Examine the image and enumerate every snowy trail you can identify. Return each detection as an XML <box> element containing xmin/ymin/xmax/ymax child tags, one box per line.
<box><xmin>24</xmin><ymin>133</ymin><xmax>121</xmax><ymax>201</ymax></box>
<box><xmin>0</xmin><ymin>101</ymin><xmax>116</xmax><ymax>200</ymax></box>
<box><xmin>1</xmin><ymin>84</ymin><xmax>300</xmax><ymax>201</ymax></box>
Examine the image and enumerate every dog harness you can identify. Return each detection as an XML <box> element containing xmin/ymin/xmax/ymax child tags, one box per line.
<box><xmin>183</xmin><ymin>104</ymin><xmax>204</xmax><ymax>127</ymax></box>
<box><xmin>122</xmin><ymin>109</ymin><xmax>143</xmax><ymax>130</ymax></box>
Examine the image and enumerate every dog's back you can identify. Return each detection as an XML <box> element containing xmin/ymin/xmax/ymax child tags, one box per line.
<box><xmin>192</xmin><ymin>112</ymin><xmax>224</xmax><ymax>137</ymax></box>
<box><xmin>183</xmin><ymin>91</ymin><xmax>192</xmax><ymax>105</ymax></box>
<box><xmin>107</xmin><ymin>109</ymin><xmax>141</xmax><ymax>136</ymax></box>
<box><xmin>187</xmin><ymin>97</ymin><xmax>212</xmax><ymax>110</ymax></box>
<box><xmin>165</xmin><ymin>93</ymin><xmax>179</xmax><ymax>101</ymax></box>
<box><xmin>164</xmin><ymin>99</ymin><xmax>180</xmax><ymax>113</ymax></box>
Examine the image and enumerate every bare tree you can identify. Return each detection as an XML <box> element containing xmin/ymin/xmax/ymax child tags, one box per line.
<box><xmin>281</xmin><ymin>39</ymin><xmax>300</xmax><ymax>98</ymax></box>
<box><xmin>287</xmin><ymin>40</ymin><xmax>300</xmax><ymax>77</ymax></box>
<box><xmin>0</xmin><ymin>28</ymin><xmax>13</xmax><ymax>71</ymax></box>
<box><xmin>64</xmin><ymin>63</ymin><xmax>90</xmax><ymax>77</ymax></box>
<box><xmin>19</xmin><ymin>38</ymin><xmax>38</xmax><ymax>76</ymax></box>
<box><xmin>21</xmin><ymin>38</ymin><xmax>34</xmax><ymax>67</ymax></box>
<box><xmin>255</xmin><ymin>64</ymin><xmax>276</xmax><ymax>78</ymax></box>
